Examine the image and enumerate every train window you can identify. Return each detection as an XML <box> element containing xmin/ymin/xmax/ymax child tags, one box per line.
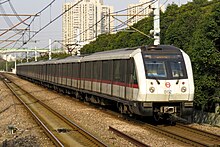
<box><xmin>63</xmin><ymin>64</ymin><xmax>68</xmax><ymax>77</ymax></box>
<box><xmin>113</xmin><ymin>60</ymin><xmax>126</xmax><ymax>83</ymax></box>
<box><xmin>72</xmin><ymin>63</ymin><xmax>75</xmax><ymax>77</ymax></box>
<box><xmin>85</xmin><ymin>62</ymin><xmax>92</xmax><ymax>79</ymax></box>
<box><xmin>170</xmin><ymin>61</ymin><xmax>184</xmax><ymax>78</ymax></box>
<box><xmin>120</xmin><ymin>60</ymin><xmax>126</xmax><ymax>83</ymax></box>
<box><xmin>53</xmin><ymin>64</ymin><xmax>56</xmax><ymax>77</ymax></box>
<box><xmin>55</xmin><ymin>64</ymin><xmax>58</xmax><ymax>77</ymax></box>
<box><xmin>59</xmin><ymin>64</ymin><xmax>62</xmax><ymax>78</ymax></box>
<box><xmin>113</xmin><ymin>60</ymin><xmax>120</xmax><ymax>82</ymax></box>
<box><xmin>127</xmin><ymin>59</ymin><xmax>138</xmax><ymax>85</ymax></box>
<box><xmin>144</xmin><ymin>54</ymin><xmax>187</xmax><ymax>79</ymax></box>
<box><xmin>93</xmin><ymin>61</ymin><xmax>101</xmax><ymax>80</ymax></box>
<box><xmin>81</xmin><ymin>62</ymin><xmax>86</xmax><ymax>79</ymax></box>
<box><xmin>67</xmin><ymin>63</ymin><xmax>72</xmax><ymax>78</ymax></box>
<box><xmin>145</xmin><ymin>61</ymin><xmax>167</xmax><ymax>78</ymax></box>
<box><xmin>77</xmin><ymin>63</ymin><xmax>80</xmax><ymax>78</ymax></box>
<box><xmin>72</xmin><ymin>63</ymin><xmax>78</xmax><ymax>78</ymax></box>
<box><xmin>102</xmin><ymin>60</ymin><xmax>112</xmax><ymax>81</ymax></box>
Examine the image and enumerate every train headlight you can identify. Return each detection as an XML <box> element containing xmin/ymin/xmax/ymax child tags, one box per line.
<box><xmin>181</xmin><ymin>86</ymin><xmax>187</xmax><ymax>93</ymax></box>
<box><xmin>149</xmin><ymin>87</ymin><xmax>155</xmax><ymax>93</ymax></box>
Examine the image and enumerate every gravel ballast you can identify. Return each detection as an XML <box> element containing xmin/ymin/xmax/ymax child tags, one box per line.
<box><xmin>0</xmin><ymin>80</ymin><xmax>55</xmax><ymax>147</ymax></box>
<box><xmin>2</xmin><ymin>74</ymin><xmax>220</xmax><ymax>146</ymax></box>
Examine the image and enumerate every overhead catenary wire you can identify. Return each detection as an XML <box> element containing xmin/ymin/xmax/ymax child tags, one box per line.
<box><xmin>108</xmin><ymin>0</ymin><xmax>156</xmax><ymax>32</ymax></box>
<box><xmin>110</xmin><ymin>0</ymin><xmax>156</xmax><ymax>14</ymax></box>
<box><xmin>0</xmin><ymin>4</ymin><xmax>14</xmax><ymax>29</ymax></box>
<box><xmin>62</xmin><ymin>0</ymin><xmax>157</xmax><ymax>52</ymax></box>
<box><xmin>9</xmin><ymin>0</ymin><xmax>56</xmax><ymax>49</ymax></box>
<box><xmin>2</xmin><ymin>0</ymin><xmax>163</xmax><ymax>50</ymax></box>
<box><xmin>0</xmin><ymin>16</ymin><xmax>31</xmax><ymax>37</ymax></box>
<box><xmin>0</xmin><ymin>0</ymin><xmax>9</xmax><ymax>5</ymax></box>
<box><xmin>17</xmin><ymin>0</ymin><xmax>83</xmax><ymax>49</ymax></box>
<box><xmin>12</xmin><ymin>0</ymin><xmax>157</xmax><ymax>50</ymax></box>
<box><xmin>110</xmin><ymin>0</ymin><xmax>157</xmax><ymax>33</ymax></box>
<box><xmin>8</xmin><ymin>0</ymin><xmax>29</xmax><ymax>26</ymax></box>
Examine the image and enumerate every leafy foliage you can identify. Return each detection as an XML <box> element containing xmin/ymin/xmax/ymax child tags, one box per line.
<box><xmin>80</xmin><ymin>0</ymin><xmax>220</xmax><ymax>111</ymax></box>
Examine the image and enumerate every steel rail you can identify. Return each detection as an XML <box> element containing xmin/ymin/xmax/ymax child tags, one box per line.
<box><xmin>2</xmin><ymin>76</ymin><xmax>107</xmax><ymax>147</ymax></box>
<box><xmin>109</xmin><ymin>126</ymin><xmax>150</xmax><ymax>147</ymax></box>
<box><xmin>143</xmin><ymin>123</ymin><xmax>220</xmax><ymax>147</ymax></box>
<box><xmin>3</xmin><ymin>78</ymin><xmax>64</xmax><ymax>147</ymax></box>
<box><xmin>176</xmin><ymin>122</ymin><xmax>220</xmax><ymax>140</ymax></box>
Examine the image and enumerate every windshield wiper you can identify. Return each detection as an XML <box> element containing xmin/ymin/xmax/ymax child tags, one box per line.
<box><xmin>154</xmin><ymin>77</ymin><xmax>160</xmax><ymax>85</ymax></box>
<box><xmin>149</xmin><ymin>74</ymin><xmax>160</xmax><ymax>85</ymax></box>
<box><xmin>176</xmin><ymin>71</ymin><xmax>180</xmax><ymax>84</ymax></box>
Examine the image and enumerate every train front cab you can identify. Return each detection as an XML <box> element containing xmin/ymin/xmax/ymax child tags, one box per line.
<box><xmin>132</xmin><ymin>46</ymin><xmax>194</xmax><ymax>120</ymax></box>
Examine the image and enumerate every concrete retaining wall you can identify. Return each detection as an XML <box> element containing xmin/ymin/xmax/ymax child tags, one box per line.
<box><xmin>193</xmin><ymin>110</ymin><xmax>220</xmax><ymax>127</ymax></box>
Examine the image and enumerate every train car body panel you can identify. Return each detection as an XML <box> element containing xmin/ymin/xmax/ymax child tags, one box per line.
<box><xmin>16</xmin><ymin>45</ymin><xmax>194</xmax><ymax>119</ymax></box>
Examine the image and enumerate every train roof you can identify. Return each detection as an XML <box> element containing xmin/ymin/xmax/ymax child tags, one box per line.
<box><xmin>17</xmin><ymin>56</ymin><xmax>82</xmax><ymax>66</ymax></box>
<box><xmin>81</xmin><ymin>47</ymin><xmax>141</xmax><ymax>62</ymax></box>
<box><xmin>55</xmin><ymin>56</ymin><xmax>82</xmax><ymax>63</ymax></box>
<box><xmin>142</xmin><ymin>45</ymin><xmax>182</xmax><ymax>54</ymax></box>
<box><xmin>17</xmin><ymin>45</ymin><xmax>184</xmax><ymax>66</ymax></box>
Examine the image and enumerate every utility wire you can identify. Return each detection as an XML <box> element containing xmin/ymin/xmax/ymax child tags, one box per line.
<box><xmin>17</xmin><ymin>0</ymin><xmax>83</xmax><ymax>49</ymax></box>
<box><xmin>11</xmin><ymin>0</ymin><xmax>56</xmax><ymax>48</ymax></box>
<box><xmin>42</xmin><ymin>0</ymin><xmax>157</xmax><ymax>50</ymax></box>
<box><xmin>0</xmin><ymin>4</ymin><xmax>14</xmax><ymax>28</ymax></box>
<box><xmin>65</xmin><ymin>0</ymin><xmax>157</xmax><ymax>52</ymax></box>
<box><xmin>0</xmin><ymin>0</ymin><xmax>9</xmax><ymax>5</ymax></box>
<box><xmin>8</xmin><ymin>1</ymin><xmax>29</xmax><ymax>26</ymax></box>
<box><xmin>110</xmin><ymin>0</ymin><xmax>156</xmax><ymax>14</ymax></box>
<box><xmin>110</xmin><ymin>0</ymin><xmax>157</xmax><ymax>33</ymax></box>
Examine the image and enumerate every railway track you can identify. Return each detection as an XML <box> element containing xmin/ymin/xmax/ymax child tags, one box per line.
<box><xmin>109</xmin><ymin>126</ymin><xmax>150</xmax><ymax>147</ymax></box>
<box><xmin>2</xmin><ymin>76</ymin><xmax>107</xmax><ymax>147</ymax></box>
<box><xmin>143</xmin><ymin>122</ymin><xmax>220</xmax><ymax>147</ymax></box>
<box><xmin>3</xmin><ymin>73</ymin><xmax>220</xmax><ymax>147</ymax></box>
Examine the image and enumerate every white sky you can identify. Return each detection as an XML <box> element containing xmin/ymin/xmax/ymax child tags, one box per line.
<box><xmin>0</xmin><ymin>0</ymin><xmax>191</xmax><ymax>49</ymax></box>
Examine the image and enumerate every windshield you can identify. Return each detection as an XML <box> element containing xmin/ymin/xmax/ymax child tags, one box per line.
<box><xmin>144</xmin><ymin>55</ymin><xmax>187</xmax><ymax>79</ymax></box>
<box><xmin>170</xmin><ymin>61</ymin><xmax>184</xmax><ymax>78</ymax></box>
<box><xmin>145</xmin><ymin>61</ymin><xmax>167</xmax><ymax>78</ymax></box>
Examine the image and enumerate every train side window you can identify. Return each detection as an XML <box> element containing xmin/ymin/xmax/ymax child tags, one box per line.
<box><xmin>67</xmin><ymin>63</ymin><xmax>72</xmax><ymax>78</ymax></box>
<box><xmin>63</xmin><ymin>63</ymin><xmax>68</xmax><ymax>78</ymax></box>
<box><xmin>59</xmin><ymin>64</ymin><xmax>62</xmax><ymax>78</ymax></box>
<box><xmin>93</xmin><ymin>61</ymin><xmax>101</xmax><ymax>80</ymax></box>
<box><xmin>126</xmin><ymin>58</ymin><xmax>137</xmax><ymax>85</ymax></box>
<box><xmin>133</xmin><ymin>68</ymin><xmax>137</xmax><ymax>84</ymax></box>
<box><xmin>119</xmin><ymin>60</ymin><xmax>126</xmax><ymax>83</ymax></box>
<box><xmin>76</xmin><ymin>63</ymin><xmax>80</xmax><ymax>78</ymax></box>
<box><xmin>113</xmin><ymin>60</ymin><xmax>120</xmax><ymax>82</ymax></box>
<box><xmin>102</xmin><ymin>60</ymin><xmax>112</xmax><ymax>81</ymax></box>
<box><xmin>66</xmin><ymin>63</ymin><xmax>69</xmax><ymax>78</ymax></box>
<box><xmin>55</xmin><ymin>64</ymin><xmax>58</xmax><ymax>77</ymax></box>
<box><xmin>72</xmin><ymin>63</ymin><xmax>76</xmax><ymax>78</ymax></box>
<box><xmin>85</xmin><ymin>62</ymin><xmax>92</xmax><ymax>79</ymax></box>
<box><xmin>81</xmin><ymin>62</ymin><xmax>85</xmax><ymax>79</ymax></box>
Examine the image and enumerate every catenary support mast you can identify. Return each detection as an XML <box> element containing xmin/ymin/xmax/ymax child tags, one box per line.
<box><xmin>153</xmin><ymin>0</ymin><xmax>160</xmax><ymax>45</ymax></box>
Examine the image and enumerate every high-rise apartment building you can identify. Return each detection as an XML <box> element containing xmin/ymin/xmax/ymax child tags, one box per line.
<box><xmin>127</xmin><ymin>0</ymin><xmax>152</xmax><ymax>26</ymax></box>
<box><xmin>62</xmin><ymin>0</ymin><xmax>113</xmax><ymax>51</ymax></box>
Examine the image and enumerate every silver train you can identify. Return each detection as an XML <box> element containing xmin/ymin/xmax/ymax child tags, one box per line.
<box><xmin>16</xmin><ymin>45</ymin><xmax>194</xmax><ymax>120</ymax></box>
